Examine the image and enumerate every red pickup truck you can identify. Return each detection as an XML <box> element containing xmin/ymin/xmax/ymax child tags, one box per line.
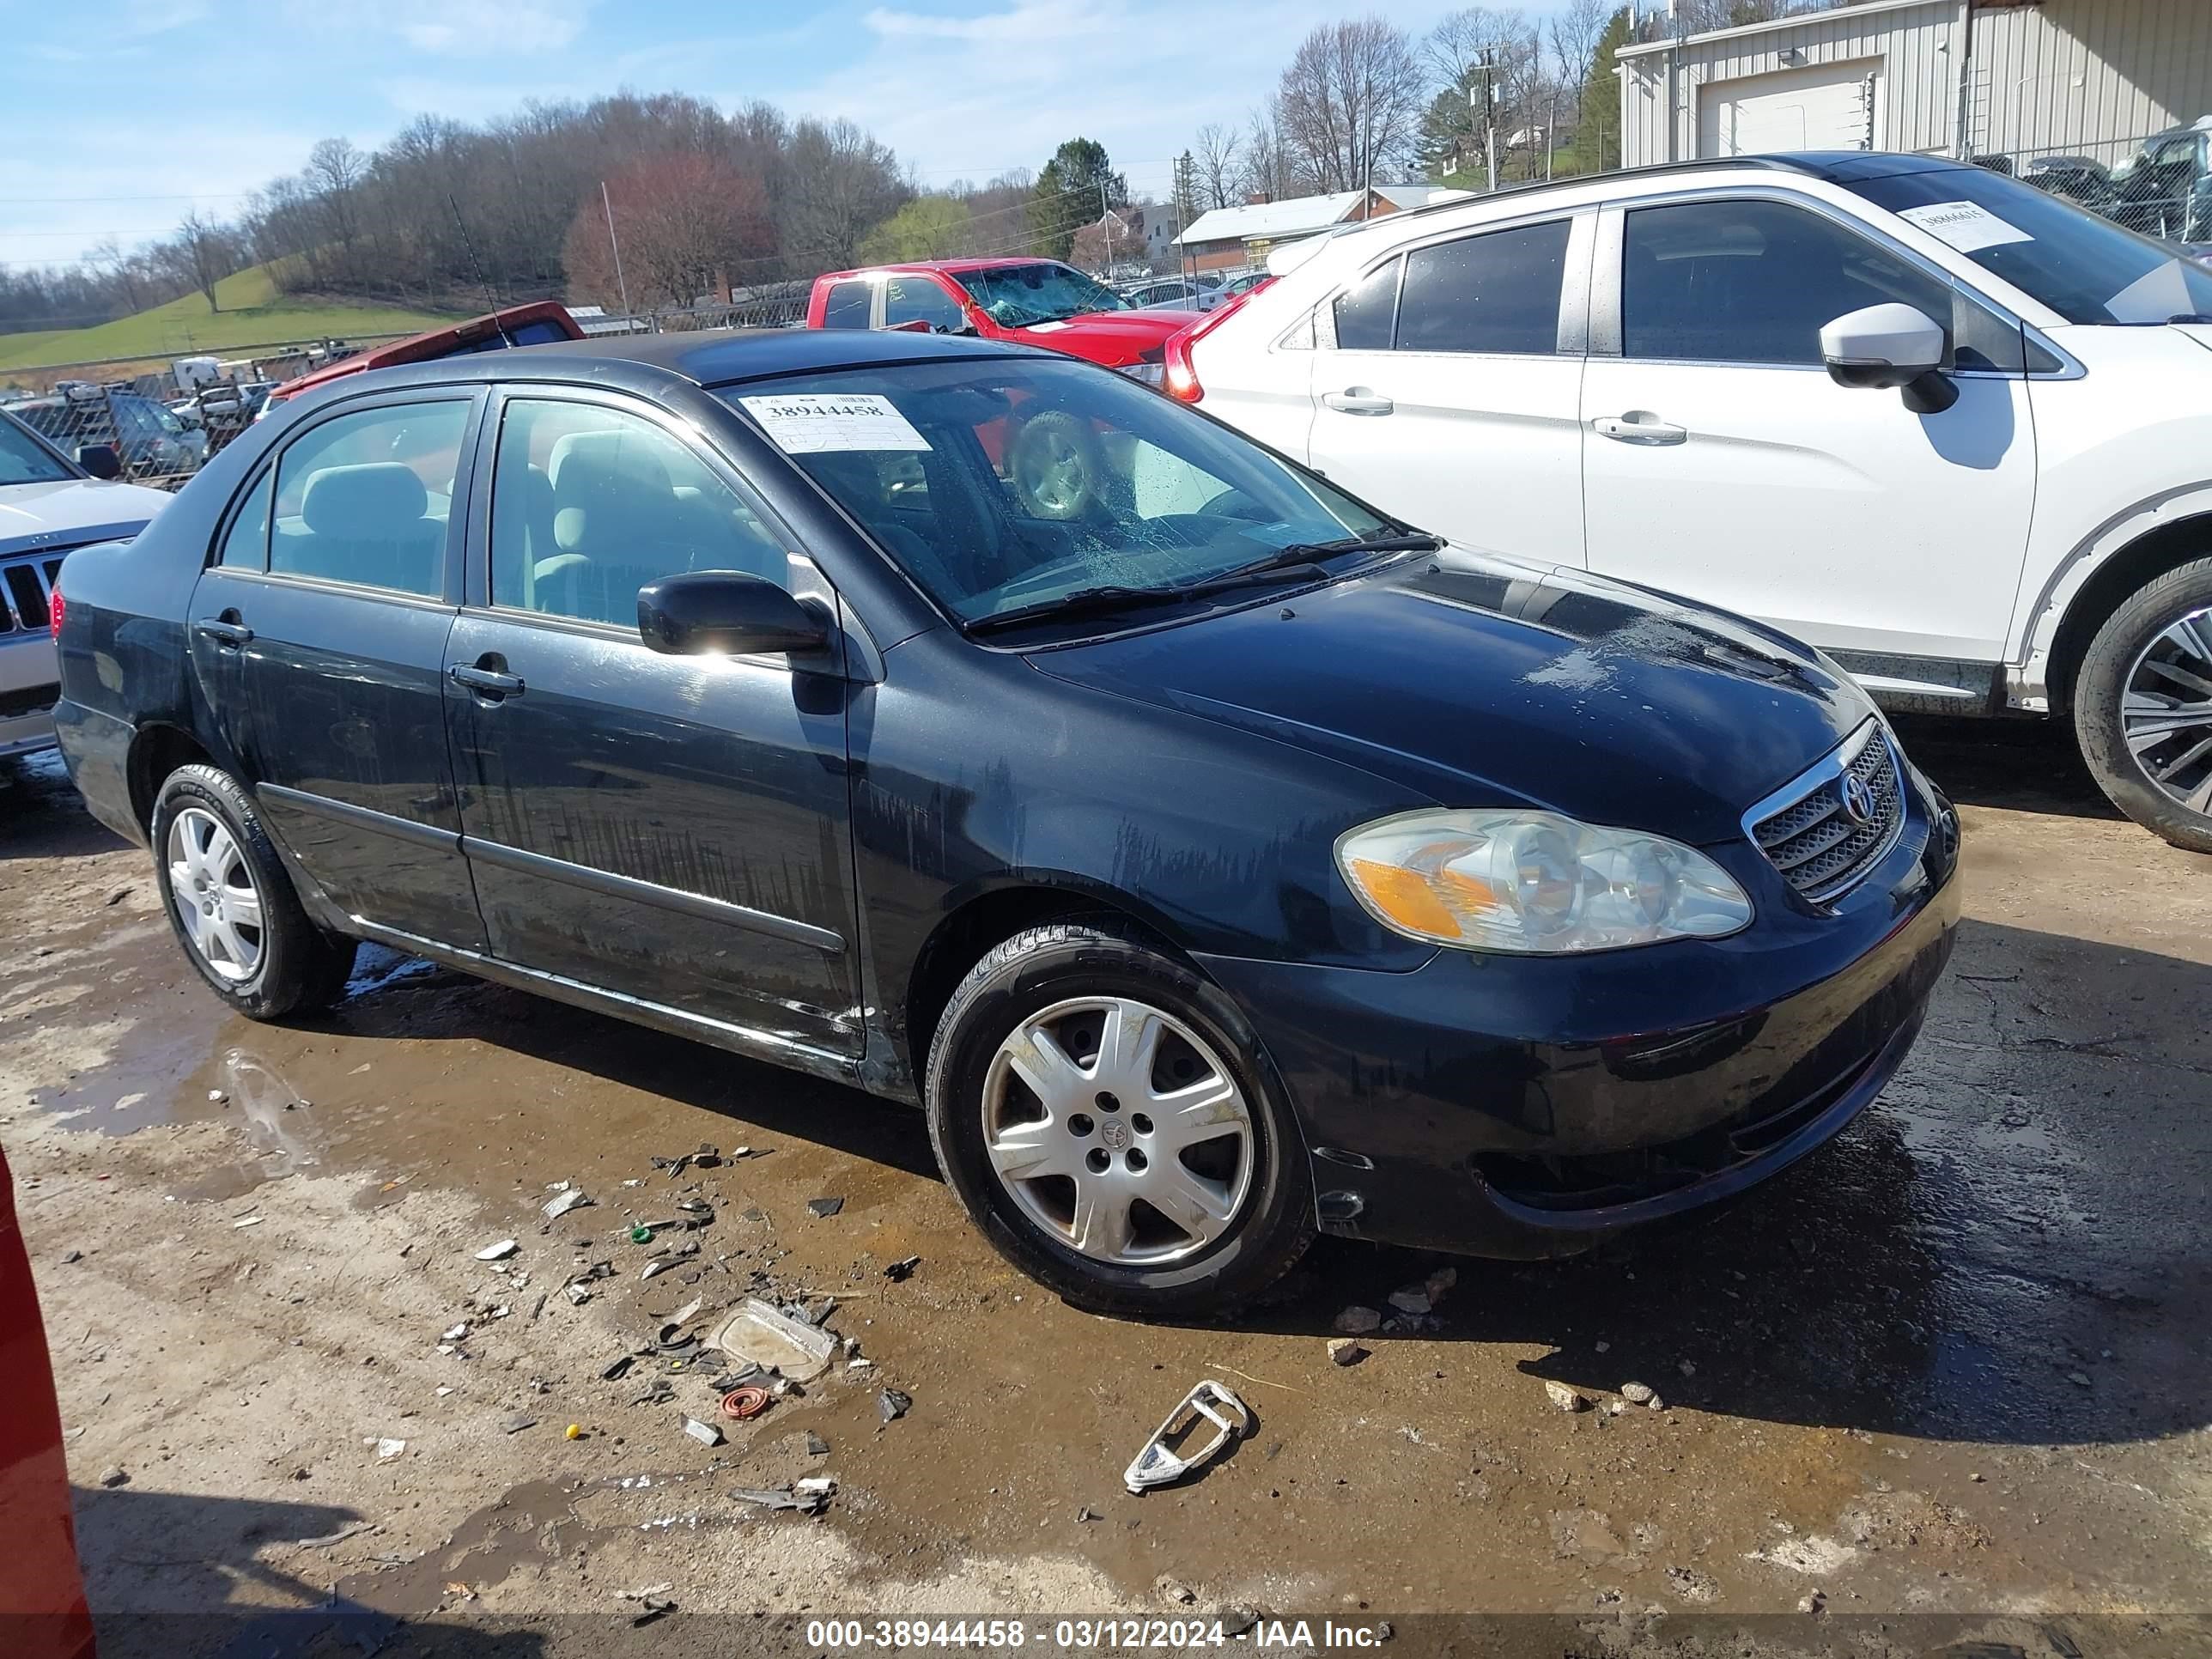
<box><xmin>259</xmin><ymin>300</ymin><xmax>586</xmax><ymax>418</ymax></box>
<box><xmin>805</xmin><ymin>258</ymin><xmax>1194</xmax><ymax>385</ymax></box>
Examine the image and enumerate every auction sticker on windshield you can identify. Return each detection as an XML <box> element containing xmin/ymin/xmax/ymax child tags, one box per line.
<box><xmin>738</xmin><ymin>393</ymin><xmax>932</xmax><ymax>453</ymax></box>
<box><xmin>1897</xmin><ymin>200</ymin><xmax>2035</xmax><ymax>253</ymax></box>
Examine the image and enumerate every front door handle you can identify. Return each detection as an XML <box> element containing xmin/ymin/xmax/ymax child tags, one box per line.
<box><xmin>1593</xmin><ymin>412</ymin><xmax>1688</xmax><ymax>446</ymax></box>
<box><xmin>449</xmin><ymin>664</ymin><xmax>525</xmax><ymax>698</ymax></box>
<box><xmin>1323</xmin><ymin>387</ymin><xmax>1395</xmax><ymax>416</ymax></box>
<box><xmin>192</xmin><ymin>617</ymin><xmax>253</xmax><ymax>648</ymax></box>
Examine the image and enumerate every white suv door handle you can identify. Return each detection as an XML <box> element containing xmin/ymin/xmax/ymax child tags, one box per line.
<box><xmin>1323</xmin><ymin>387</ymin><xmax>1395</xmax><ymax>416</ymax></box>
<box><xmin>1593</xmin><ymin>412</ymin><xmax>1688</xmax><ymax>446</ymax></box>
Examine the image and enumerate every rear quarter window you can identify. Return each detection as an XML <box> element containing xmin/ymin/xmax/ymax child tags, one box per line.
<box><xmin>821</xmin><ymin>281</ymin><xmax>874</xmax><ymax>329</ymax></box>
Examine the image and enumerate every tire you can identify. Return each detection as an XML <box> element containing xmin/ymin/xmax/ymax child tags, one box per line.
<box><xmin>1005</xmin><ymin>410</ymin><xmax>1104</xmax><ymax>522</ymax></box>
<box><xmin>924</xmin><ymin>921</ymin><xmax>1315</xmax><ymax>1318</ymax></box>
<box><xmin>2074</xmin><ymin>556</ymin><xmax>2212</xmax><ymax>854</ymax></box>
<box><xmin>149</xmin><ymin>764</ymin><xmax>358</xmax><ymax>1018</ymax></box>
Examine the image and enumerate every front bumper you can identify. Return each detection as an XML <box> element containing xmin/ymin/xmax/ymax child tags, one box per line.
<box><xmin>1196</xmin><ymin>773</ymin><xmax>1961</xmax><ymax>1259</ymax></box>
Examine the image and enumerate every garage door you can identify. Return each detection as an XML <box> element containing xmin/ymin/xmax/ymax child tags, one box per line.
<box><xmin>1698</xmin><ymin>59</ymin><xmax>1881</xmax><ymax>156</ymax></box>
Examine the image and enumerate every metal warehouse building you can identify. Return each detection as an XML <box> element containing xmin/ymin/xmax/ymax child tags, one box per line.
<box><xmin>1618</xmin><ymin>0</ymin><xmax>2212</xmax><ymax>173</ymax></box>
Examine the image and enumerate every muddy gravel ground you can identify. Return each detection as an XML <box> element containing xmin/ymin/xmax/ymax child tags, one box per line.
<box><xmin>3</xmin><ymin>717</ymin><xmax>2208</xmax><ymax>1659</ymax></box>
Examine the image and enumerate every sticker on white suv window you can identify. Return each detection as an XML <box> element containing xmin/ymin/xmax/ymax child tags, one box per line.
<box><xmin>1897</xmin><ymin>200</ymin><xmax>2035</xmax><ymax>253</ymax></box>
<box><xmin>737</xmin><ymin>393</ymin><xmax>932</xmax><ymax>453</ymax></box>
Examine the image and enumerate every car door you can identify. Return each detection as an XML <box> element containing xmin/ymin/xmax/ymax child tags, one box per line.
<box><xmin>1304</xmin><ymin>213</ymin><xmax>1590</xmax><ymax>566</ymax></box>
<box><xmin>883</xmin><ymin>273</ymin><xmax>967</xmax><ymax>334</ymax></box>
<box><xmin>443</xmin><ymin>388</ymin><xmax>863</xmax><ymax>1056</ymax></box>
<box><xmin>186</xmin><ymin>390</ymin><xmax>487</xmax><ymax>946</ymax></box>
<box><xmin>1580</xmin><ymin>192</ymin><xmax>2037</xmax><ymax>674</ymax></box>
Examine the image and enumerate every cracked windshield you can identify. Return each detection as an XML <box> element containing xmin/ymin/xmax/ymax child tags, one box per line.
<box><xmin>729</xmin><ymin>358</ymin><xmax>1395</xmax><ymax>627</ymax></box>
<box><xmin>957</xmin><ymin>262</ymin><xmax>1130</xmax><ymax>327</ymax></box>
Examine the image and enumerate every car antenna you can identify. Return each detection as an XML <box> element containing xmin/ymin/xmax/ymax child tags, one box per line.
<box><xmin>447</xmin><ymin>191</ymin><xmax>499</xmax><ymax>312</ymax></box>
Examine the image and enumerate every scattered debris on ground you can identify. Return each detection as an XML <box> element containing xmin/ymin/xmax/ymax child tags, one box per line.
<box><xmin>1125</xmin><ymin>1381</ymin><xmax>1249</xmax><ymax>1493</ymax></box>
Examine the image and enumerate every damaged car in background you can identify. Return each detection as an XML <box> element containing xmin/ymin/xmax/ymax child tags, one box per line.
<box><xmin>52</xmin><ymin>328</ymin><xmax>1958</xmax><ymax>1316</ymax></box>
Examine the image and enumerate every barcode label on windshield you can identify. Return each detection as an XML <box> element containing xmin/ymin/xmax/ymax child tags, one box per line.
<box><xmin>738</xmin><ymin>392</ymin><xmax>932</xmax><ymax>453</ymax></box>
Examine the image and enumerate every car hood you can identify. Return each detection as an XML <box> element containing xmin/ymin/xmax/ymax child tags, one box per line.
<box><xmin>1026</xmin><ymin>550</ymin><xmax>1875</xmax><ymax>847</ymax></box>
<box><xmin>1012</xmin><ymin>309</ymin><xmax>1195</xmax><ymax>365</ymax></box>
<box><xmin>0</xmin><ymin>477</ymin><xmax>169</xmax><ymax>556</ymax></box>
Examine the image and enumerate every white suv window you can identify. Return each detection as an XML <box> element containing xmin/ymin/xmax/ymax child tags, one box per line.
<box><xmin>1622</xmin><ymin>198</ymin><xmax>1960</xmax><ymax>368</ymax></box>
<box><xmin>1395</xmin><ymin>221</ymin><xmax>1571</xmax><ymax>356</ymax></box>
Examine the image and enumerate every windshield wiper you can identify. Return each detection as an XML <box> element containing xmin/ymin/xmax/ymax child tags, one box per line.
<box><xmin>963</xmin><ymin>585</ymin><xmax>1193</xmax><ymax>636</ymax></box>
<box><xmin>1188</xmin><ymin>532</ymin><xmax>1443</xmax><ymax>592</ymax></box>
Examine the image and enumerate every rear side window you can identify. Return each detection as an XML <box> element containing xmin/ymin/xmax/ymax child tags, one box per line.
<box><xmin>505</xmin><ymin>318</ymin><xmax>572</xmax><ymax>346</ymax></box>
<box><xmin>1622</xmin><ymin>198</ymin><xmax>1960</xmax><ymax>367</ymax></box>
<box><xmin>1333</xmin><ymin>258</ymin><xmax>1402</xmax><ymax>351</ymax></box>
<box><xmin>821</xmin><ymin>280</ymin><xmax>874</xmax><ymax>330</ymax></box>
<box><xmin>489</xmin><ymin>398</ymin><xmax>791</xmax><ymax>628</ymax></box>
<box><xmin>1396</xmin><ymin>221</ymin><xmax>1571</xmax><ymax>355</ymax></box>
<box><xmin>270</xmin><ymin>400</ymin><xmax>469</xmax><ymax>596</ymax></box>
<box><xmin>218</xmin><ymin>469</ymin><xmax>274</xmax><ymax>568</ymax></box>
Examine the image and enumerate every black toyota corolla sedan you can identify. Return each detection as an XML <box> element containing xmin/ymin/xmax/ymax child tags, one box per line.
<box><xmin>52</xmin><ymin>329</ymin><xmax>1960</xmax><ymax>1316</ymax></box>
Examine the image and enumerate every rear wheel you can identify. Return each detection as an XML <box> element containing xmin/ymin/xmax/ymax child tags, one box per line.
<box><xmin>924</xmin><ymin>921</ymin><xmax>1314</xmax><ymax>1316</ymax></box>
<box><xmin>2074</xmin><ymin>557</ymin><xmax>2212</xmax><ymax>854</ymax></box>
<box><xmin>150</xmin><ymin>765</ymin><xmax>358</xmax><ymax>1018</ymax></box>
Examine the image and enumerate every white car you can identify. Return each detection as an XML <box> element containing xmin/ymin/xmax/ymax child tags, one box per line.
<box><xmin>1172</xmin><ymin>151</ymin><xmax>2212</xmax><ymax>852</ymax></box>
<box><xmin>0</xmin><ymin>412</ymin><xmax>172</xmax><ymax>761</ymax></box>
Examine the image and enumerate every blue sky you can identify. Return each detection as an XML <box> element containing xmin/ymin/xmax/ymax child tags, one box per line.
<box><xmin>0</xmin><ymin>0</ymin><xmax>1498</xmax><ymax>271</ymax></box>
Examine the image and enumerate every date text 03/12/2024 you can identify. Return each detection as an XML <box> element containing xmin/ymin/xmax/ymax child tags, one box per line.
<box><xmin>803</xmin><ymin>1620</ymin><xmax>1394</xmax><ymax>1649</ymax></box>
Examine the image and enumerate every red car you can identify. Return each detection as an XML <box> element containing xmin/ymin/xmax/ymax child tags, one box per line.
<box><xmin>805</xmin><ymin>258</ymin><xmax>1194</xmax><ymax>385</ymax></box>
<box><xmin>259</xmin><ymin>299</ymin><xmax>586</xmax><ymax>418</ymax></box>
<box><xmin>0</xmin><ymin>1144</ymin><xmax>94</xmax><ymax>1659</ymax></box>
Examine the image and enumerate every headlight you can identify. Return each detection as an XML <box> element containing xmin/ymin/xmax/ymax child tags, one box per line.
<box><xmin>1120</xmin><ymin>360</ymin><xmax>1166</xmax><ymax>387</ymax></box>
<box><xmin>1336</xmin><ymin>809</ymin><xmax>1752</xmax><ymax>953</ymax></box>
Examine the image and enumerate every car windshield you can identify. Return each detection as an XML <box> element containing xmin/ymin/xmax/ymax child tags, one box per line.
<box><xmin>725</xmin><ymin>356</ymin><xmax>1398</xmax><ymax>627</ymax></box>
<box><xmin>1846</xmin><ymin>166</ymin><xmax>2212</xmax><ymax>324</ymax></box>
<box><xmin>957</xmin><ymin>263</ymin><xmax>1130</xmax><ymax>327</ymax></box>
<box><xmin>0</xmin><ymin>413</ymin><xmax>73</xmax><ymax>485</ymax></box>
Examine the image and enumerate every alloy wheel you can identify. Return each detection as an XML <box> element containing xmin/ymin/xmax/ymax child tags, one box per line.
<box><xmin>166</xmin><ymin>805</ymin><xmax>265</xmax><ymax>981</ymax></box>
<box><xmin>980</xmin><ymin>995</ymin><xmax>1255</xmax><ymax>1267</ymax></box>
<box><xmin>2123</xmin><ymin>605</ymin><xmax>2212</xmax><ymax>815</ymax></box>
<box><xmin>1012</xmin><ymin>427</ymin><xmax>1088</xmax><ymax>519</ymax></box>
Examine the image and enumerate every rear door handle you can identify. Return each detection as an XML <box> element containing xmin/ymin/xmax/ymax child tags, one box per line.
<box><xmin>1593</xmin><ymin>412</ymin><xmax>1688</xmax><ymax>446</ymax></box>
<box><xmin>449</xmin><ymin>665</ymin><xmax>525</xmax><ymax>698</ymax></box>
<box><xmin>192</xmin><ymin>618</ymin><xmax>253</xmax><ymax>647</ymax></box>
<box><xmin>1323</xmin><ymin>388</ymin><xmax>1395</xmax><ymax>416</ymax></box>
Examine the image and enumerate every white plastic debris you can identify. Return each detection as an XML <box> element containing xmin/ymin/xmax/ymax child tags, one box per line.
<box><xmin>544</xmin><ymin>1188</ymin><xmax>592</xmax><ymax>1220</ymax></box>
<box><xmin>233</xmin><ymin>1216</ymin><xmax>264</xmax><ymax>1229</ymax></box>
<box><xmin>680</xmin><ymin>1415</ymin><xmax>724</xmax><ymax>1448</ymax></box>
<box><xmin>369</xmin><ymin>1437</ymin><xmax>407</xmax><ymax>1461</ymax></box>
<box><xmin>441</xmin><ymin>1322</ymin><xmax>470</xmax><ymax>1342</ymax></box>
<box><xmin>1123</xmin><ymin>1380</ymin><xmax>1251</xmax><ymax>1494</ymax></box>
<box><xmin>475</xmin><ymin>1239</ymin><xmax>519</xmax><ymax>1261</ymax></box>
<box><xmin>710</xmin><ymin>1298</ymin><xmax>839</xmax><ymax>1381</ymax></box>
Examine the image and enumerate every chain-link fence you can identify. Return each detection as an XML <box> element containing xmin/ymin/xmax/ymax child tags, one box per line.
<box><xmin>1966</xmin><ymin>132</ymin><xmax>2209</xmax><ymax>246</ymax></box>
<box><xmin>628</xmin><ymin>283</ymin><xmax>811</xmax><ymax>334</ymax></box>
<box><xmin>0</xmin><ymin>380</ymin><xmax>216</xmax><ymax>491</ymax></box>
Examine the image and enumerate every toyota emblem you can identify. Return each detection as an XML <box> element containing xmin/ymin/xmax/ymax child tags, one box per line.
<box><xmin>1839</xmin><ymin>773</ymin><xmax>1876</xmax><ymax>827</ymax></box>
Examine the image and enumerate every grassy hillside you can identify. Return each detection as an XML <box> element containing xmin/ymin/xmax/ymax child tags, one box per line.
<box><xmin>0</xmin><ymin>264</ymin><xmax>463</xmax><ymax>374</ymax></box>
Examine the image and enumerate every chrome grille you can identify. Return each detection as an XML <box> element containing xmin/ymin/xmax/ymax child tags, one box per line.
<box><xmin>1748</xmin><ymin>723</ymin><xmax>1905</xmax><ymax>904</ymax></box>
<box><xmin>0</xmin><ymin>554</ymin><xmax>64</xmax><ymax>636</ymax></box>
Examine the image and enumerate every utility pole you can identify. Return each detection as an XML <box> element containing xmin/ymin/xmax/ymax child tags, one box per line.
<box><xmin>1469</xmin><ymin>49</ymin><xmax>1499</xmax><ymax>192</ymax></box>
<box><xmin>601</xmin><ymin>181</ymin><xmax>631</xmax><ymax>318</ymax></box>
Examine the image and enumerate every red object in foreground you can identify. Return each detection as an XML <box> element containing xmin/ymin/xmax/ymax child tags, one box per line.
<box><xmin>48</xmin><ymin>583</ymin><xmax>64</xmax><ymax>641</ymax></box>
<box><xmin>805</xmin><ymin>258</ymin><xmax>1192</xmax><ymax>373</ymax></box>
<box><xmin>261</xmin><ymin>299</ymin><xmax>586</xmax><ymax>416</ymax></box>
<box><xmin>0</xmin><ymin>1145</ymin><xmax>96</xmax><ymax>1659</ymax></box>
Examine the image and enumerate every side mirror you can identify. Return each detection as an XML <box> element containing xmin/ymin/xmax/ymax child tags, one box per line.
<box><xmin>1820</xmin><ymin>302</ymin><xmax>1957</xmax><ymax>414</ymax></box>
<box><xmin>637</xmin><ymin>570</ymin><xmax>830</xmax><ymax>658</ymax></box>
<box><xmin>76</xmin><ymin>443</ymin><xmax>123</xmax><ymax>480</ymax></box>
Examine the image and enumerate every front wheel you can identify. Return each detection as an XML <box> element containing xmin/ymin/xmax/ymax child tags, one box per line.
<box><xmin>924</xmin><ymin>922</ymin><xmax>1314</xmax><ymax>1317</ymax></box>
<box><xmin>150</xmin><ymin>764</ymin><xmax>359</xmax><ymax>1018</ymax></box>
<box><xmin>2073</xmin><ymin>556</ymin><xmax>2212</xmax><ymax>854</ymax></box>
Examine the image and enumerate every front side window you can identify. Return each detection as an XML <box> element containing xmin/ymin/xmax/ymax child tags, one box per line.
<box><xmin>1846</xmin><ymin>165</ymin><xmax>2212</xmax><ymax>325</ymax></box>
<box><xmin>956</xmin><ymin>263</ymin><xmax>1130</xmax><ymax>328</ymax></box>
<box><xmin>1622</xmin><ymin>198</ymin><xmax>1960</xmax><ymax>366</ymax></box>
<box><xmin>821</xmin><ymin>280</ymin><xmax>874</xmax><ymax>329</ymax></box>
<box><xmin>1396</xmin><ymin>221</ymin><xmax>1571</xmax><ymax>355</ymax></box>
<box><xmin>726</xmin><ymin>358</ymin><xmax>1391</xmax><ymax>627</ymax></box>
<box><xmin>270</xmin><ymin>400</ymin><xmax>468</xmax><ymax>596</ymax></box>
<box><xmin>884</xmin><ymin>276</ymin><xmax>966</xmax><ymax>333</ymax></box>
<box><xmin>489</xmin><ymin>398</ymin><xmax>790</xmax><ymax>628</ymax></box>
<box><xmin>0</xmin><ymin>414</ymin><xmax>72</xmax><ymax>485</ymax></box>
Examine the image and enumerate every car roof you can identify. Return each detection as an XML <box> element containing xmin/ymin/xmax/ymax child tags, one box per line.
<box><xmin>320</xmin><ymin>325</ymin><xmax>1059</xmax><ymax>398</ymax></box>
<box><xmin>819</xmin><ymin>257</ymin><xmax>1073</xmax><ymax>281</ymax></box>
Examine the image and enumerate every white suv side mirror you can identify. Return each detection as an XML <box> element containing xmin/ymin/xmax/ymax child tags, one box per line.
<box><xmin>1820</xmin><ymin>302</ymin><xmax>1957</xmax><ymax>413</ymax></box>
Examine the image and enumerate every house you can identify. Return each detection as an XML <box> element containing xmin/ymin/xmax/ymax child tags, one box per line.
<box><xmin>1172</xmin><ymin>184</ymin><xmax>1470</xmax><ymax>274</ymax></box>
<box><xmin>1616</xmin><ymin>0</ymin><xmax>2212</xmax><ymax>175</ymax></box>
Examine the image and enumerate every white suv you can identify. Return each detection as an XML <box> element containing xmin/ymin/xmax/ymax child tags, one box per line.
<box><xmin>1174</xmin><ymin>152</ymin><xmax>2212</xmax><ymax>852</ymax></box>
<box><xmin>0</xmin><ymin>411</ymin><xmax>171</xmax><ymax>761</ymax></box>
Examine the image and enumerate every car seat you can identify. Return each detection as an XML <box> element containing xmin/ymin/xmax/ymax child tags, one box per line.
<box><xmin>292</xmin><ymin>462</ymin><xmax>441</xmax><ymax>592</ymax></box>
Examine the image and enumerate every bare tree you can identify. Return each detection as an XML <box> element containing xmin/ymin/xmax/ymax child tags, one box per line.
<box><xmin>1274</xmin><ymin>17</ymin><xmax>1429</xmax><ymax>194</ymax></box>
<box><xmin>307</xmin><ymin>137</ymin><xmax>368</xmax><ymax>258</ymax></box>
<box><xmin>1239</xmin><ymin>106</ymin><xmax>1294</xmax><ymax>203</ymax></box>
<box><xmin>562</xmin><ymin>152</ymin><xmax>771</xmax><ymax>307</ymax></box>
<box><xmin>1193</xmin><ymin>122</ymin><xmax>1242</xmax><ymax>210</ymax></box>
<box><xmin>1546</xmin><ymin>0</ymin><xmax>1611</xmax><ymax>85</ymax></box>
<box><xmin>161</xmin><ymin>212</ymin><xmax>232</xmax><ymax>312</ymax></box>
<box><xmin>779</xmin><ymin>118</ymin><xmax>909</xmax><ymax>270</ymax></box>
